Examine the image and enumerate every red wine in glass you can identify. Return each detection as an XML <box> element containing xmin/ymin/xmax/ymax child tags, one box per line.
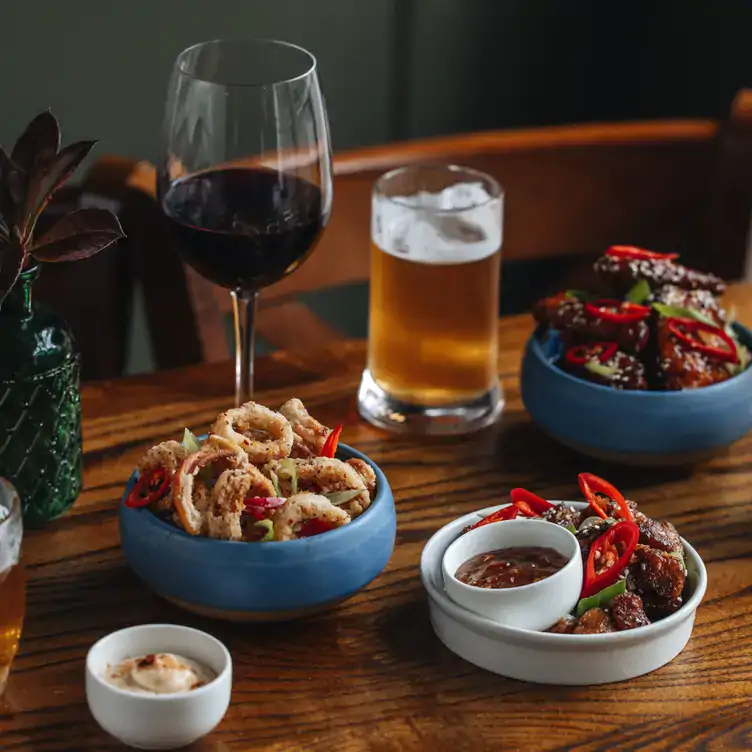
<box><xmin>160</xmin><ymin>39</ymin><xmax>332</xmax><ymax>405</ymax></box>
<box><xmin>161</xmin><ymin>167</ymin><xmax>327</xmax><ymax>290</ymax></box>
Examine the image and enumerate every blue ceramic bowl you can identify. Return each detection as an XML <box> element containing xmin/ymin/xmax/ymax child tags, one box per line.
<box><xmin>521</xmin><ymin>323</ymin><xmax>752</xmax><ymax>465</ymax></box>
<box><xmin>119</xmin><ymin>443</ymin><xmax>396</xmax><ymax>621</ymax></box>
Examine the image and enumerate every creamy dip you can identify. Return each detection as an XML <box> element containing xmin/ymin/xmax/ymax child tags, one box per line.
<box><xmin>104</xmin><ymin>652</ymin><xmax>215</xmax><ymax>695</ymax></box>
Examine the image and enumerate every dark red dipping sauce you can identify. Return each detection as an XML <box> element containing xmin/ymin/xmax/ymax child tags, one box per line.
<box><xmin>455</xmin><ymin>546</ymin><xmax>569</xmax><ymax>589</ymax></box>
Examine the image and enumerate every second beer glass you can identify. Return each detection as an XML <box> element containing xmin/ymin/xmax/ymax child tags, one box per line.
<box><xmin>358</xmin><ymin>165</ymin><xmax>504</xmax><ymax>434</ymax></box>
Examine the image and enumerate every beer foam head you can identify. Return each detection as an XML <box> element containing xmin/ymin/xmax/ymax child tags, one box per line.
<box><xmin>373</xmin><ymin>181</ymin><xmax>503</xmax><ymax>265</ymax></box>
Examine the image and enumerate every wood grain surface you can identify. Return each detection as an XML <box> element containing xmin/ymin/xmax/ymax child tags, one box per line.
<box><xmin>3</xmin><ymin>286</ymin><xmax>752</xmax><ymax>751</ymax></box>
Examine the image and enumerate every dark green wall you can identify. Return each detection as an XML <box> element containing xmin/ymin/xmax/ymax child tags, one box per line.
<box><xmin>1</xmin><ymin>1</ymin><xmax>749</xmax><ymax>160</ymax></box>
<box><xmin>0</xmin><ymin>0</ymin><xmax>395</xmax><ymax>158</ymax></box>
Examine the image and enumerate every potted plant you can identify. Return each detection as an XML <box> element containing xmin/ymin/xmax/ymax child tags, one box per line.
<box><xmin>0</xmin><ymin>111</ymin><xmax>124</xmax><ymax>525</ymax></box>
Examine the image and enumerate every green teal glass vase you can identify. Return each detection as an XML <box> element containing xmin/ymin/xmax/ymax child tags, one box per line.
<box><xmin>0</xmin><ymin>267</ymin><xmax>82</xmax><ymax>526</ymax></box>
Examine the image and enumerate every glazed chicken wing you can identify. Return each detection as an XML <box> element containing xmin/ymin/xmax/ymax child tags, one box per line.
<box><xmin>609</xmin><ymin>592</ymin><xmax>651</xmax><ymax>630</ymax></box>
<box><xmin>572</xmin><ymin>607</ymin><xmax>615</xmax><ymax>634</ymax></box>
<box><xmin>633</xmin><ymin>511</ymin><xmax>683</xmax><ymax>554</ymax></box>
<box><xmin>628</xmin><ymin>544</ymin><xmax>686</xmax><ymax>601</ymax></box>
<box><xmin>559</xmin><ymin>344</ymin><xmax>648</xmax><ymax>390</ymax></box>
<box><xmin>595</xmin><ymin>253</ymin><xmax>725</xmax><ymax>296</ymax></box>
<box><xmin>655</xmin><ymin>317</ymin><xmax>735</xmax><ymax>389</ymax></box>
<box><xmin>534</xmin><ymin>294</ymin><xmax>650</xmax><ymax>354</ymax></box>
<box><xmin>651</xmin><ymin>285</ymin><xmax>725</xmax><ymax>326</ymax></box>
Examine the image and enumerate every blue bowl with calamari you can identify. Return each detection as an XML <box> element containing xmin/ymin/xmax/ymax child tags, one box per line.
<box><xmin>119</xmin><ymin>398</ymin><xmax>396</xmax><ymax>621</ymax></box>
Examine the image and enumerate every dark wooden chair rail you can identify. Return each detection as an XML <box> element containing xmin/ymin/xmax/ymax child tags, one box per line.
<box><xmin>77</xmin><ymin>89</ymin><xmax>752</xmax><ymax>376</ymax></box>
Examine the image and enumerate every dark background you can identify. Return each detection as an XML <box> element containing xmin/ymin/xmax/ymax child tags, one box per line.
<box><xmin>1</xmin><ymin>1</ymin><xmax>749</xmax><ymax>155</ymax></box>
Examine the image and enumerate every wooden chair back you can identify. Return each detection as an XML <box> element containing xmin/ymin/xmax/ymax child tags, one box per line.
<box><xmin>86</xmin><ymin>90</ymin><xmax>752</xmax><ymax>375</ymax></box>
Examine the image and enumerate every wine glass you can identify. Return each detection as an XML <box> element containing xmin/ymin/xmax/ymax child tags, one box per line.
<box><xmin>159</xmin><ymin>39</ymin><xmax>333</xmax><ymax>405</ymax></box>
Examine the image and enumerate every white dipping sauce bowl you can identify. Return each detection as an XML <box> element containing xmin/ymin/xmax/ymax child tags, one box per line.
<box><xmin>85</xmin><ymin>624</ymin><xmax>232</xmax><ymax>750</ymax></box>
<box><xmin>442</xmin><ymin>518</ymin><xmax>582</xmax><ymax>630</ymax></box>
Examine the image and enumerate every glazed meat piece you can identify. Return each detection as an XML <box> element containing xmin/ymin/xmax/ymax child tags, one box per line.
<box><xmin>541</xmin><ymin>504</ymin><xmax>585</xmax><ymax>529</ymax></box>
<box><xmin>560</xmin><ymin>346</ymin><xmax>648</xmax><ymax>390</ymax></box>
<box><xmin>629</xmin><ymin>544</ymin><xmax>685</xmax><ymax>601</ymax></box>
<box><xmin>609</xmin><ymin>592</ymin><xmax>651</xmax><ymax>630</ymax></box>
<box><xmin>547</xmin><ymin>616</ymin><xmax>577</xmax><ymax>634</ymax></box>
<box><xmin>533</xmin><ymin>293</ymin><xmax>580</xmax><ymax>327</ymax></box>
<box><xmin>600</xmin><ymin>497</ymin><xmax>639</xmax><ymax>521</ymax></box>
<box><xmin>594</xmin><ymin>254</ymin><xmax>725</xmax><ymax>296</ymax></box>
<box><xmin>656</xmin><ymin>317</ymin><xmax>734</xmax><ymax>390</ymax></box>
<box><xmin>533</xmin><ymin>294</ymin><xmax>650</xmax><ymax>354</ymax></box>
<box><xmin>652</xmin><ymin>285</ymin><xmax>725</xmax><ymax>326</ymax></box>
<box><xmin>573</xmin><ymin>607</ymin><xmax>615</xmax><ymax>634</ymax></box>
<box><xmin>634</xmin><ymin>513</ymin><xmax>683</xmax><ymax>554</ymax></box>
<box><xmin>641</xmin><ymin>594</ymin><xmax>684</xmax><ymax>621</ymax></box>
<box><xmin>576</xmin><ymin>520</ymin><xmax>612</xmax><ymax>559</ymax></box>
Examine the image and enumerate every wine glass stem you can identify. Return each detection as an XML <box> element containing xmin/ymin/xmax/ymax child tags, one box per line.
<box><xmin>231</xmin><ymin>289</ymin><xmax>258</xmax><ymax>406</ymax></box>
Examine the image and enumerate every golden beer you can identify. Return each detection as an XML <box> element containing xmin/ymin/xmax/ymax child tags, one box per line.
<box><xmin>358</xmin><ymin>164</ymin><xmax>504</xmax><ymax>434</ymax></box>
<box><xmin>0</xmin><ymin>480</ymin><xmax>24</xmax><ymax>695</ymax></box>
<box><xmin>368</xmin><ymin>241</ymin><xmax>500</xmax><ymax>404</ymax></box>
<box><xmin>0</xmin><ymin>565</ymin><xmax>24</xmax><ymax>693</ymax></box>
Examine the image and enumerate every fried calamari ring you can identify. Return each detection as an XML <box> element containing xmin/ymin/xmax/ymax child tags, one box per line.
<box><xmin>136</xmin><ymin>440</ymin><xmax>188</xmax><ymax>512</ymax></box>
<box><xmin>272</xmin><ymin>493</ymin><xmax>350</xmax><ymax>541</ymax></box>
<box><xmin>205</xmin><ymin>467</ymin><xmax>273</xmax><ymax>542</ymax></box>
<box><xmin>211</xmin><ymin>402</ymin><xmax>293</xmax><ymax>464</ymax></box>
<box><xmin>346</xmin><ymin>458</ymin><xmax>377</xmax><ymax>500</ymax></box>
<box><xmin>265</xmin><ymin>457</ymin><xmax>371</xmax><ymax>518</ymax></box>
<box><xmin>171</xmin><ymin>483</ymin><xmax>210</xmax><ymax>532</ymax></box>
<box><xmin>172</xmin><ymin>448</ymin><xmax>242</xmax><ymax>535</ymax></box>
<box><xmin>137</xmin><ymin>440</ymin><xmax>188</xmax><ymax>475</ymax></box>
<box><xmin>279</xmin><ymin>398</ymin><xmax>331</xmax><ymax>457</ymax></box>
<box><xmin>203</xmin><ymin>433</ymin><xmax>247</xmax><ymax>463</ymax></box>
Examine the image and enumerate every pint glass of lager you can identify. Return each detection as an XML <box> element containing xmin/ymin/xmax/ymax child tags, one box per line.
<box><xmin>358</xmin><ymin>165</ymin><xmax>503</xmax><ymax>434</ymax></box>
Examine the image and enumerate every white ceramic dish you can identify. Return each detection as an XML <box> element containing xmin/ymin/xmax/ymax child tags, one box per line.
<box><xmin>442</xmin><ymin>518</ymin><xmax>582</xmax><ymax>630</ymax></box>
<box><xmin>86</xmin><ymin>624</ymin><xmax>232</xmax><ymax>750</ymax></box>
<box><xmin>421</xmin><ymin>502</ymin><xmax>707</xmax><ymax>686</ymax></box>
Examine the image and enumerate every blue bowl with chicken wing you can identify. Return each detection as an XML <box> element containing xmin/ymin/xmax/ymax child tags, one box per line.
<box><xmin>119</xmin><ymin>442</ymin><xmax>396</xmax><ymax>621</ymax></box>
<box><xmin>521</xmin><ymin>323</ymin><xmax>752</xmax><ymax>465</ymax></box>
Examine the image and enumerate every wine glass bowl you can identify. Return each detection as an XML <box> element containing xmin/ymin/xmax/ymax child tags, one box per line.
<box><xmin>158</xmin><ymin>39</ymin><xmax>333</xmax><ymax>403</ymax></box>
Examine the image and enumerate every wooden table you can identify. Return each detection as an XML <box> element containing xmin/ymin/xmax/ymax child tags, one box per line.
<box><xmin>4</xmin><ymin>285</ymin><xmax>752</xmax><ymax>751</ymax></box>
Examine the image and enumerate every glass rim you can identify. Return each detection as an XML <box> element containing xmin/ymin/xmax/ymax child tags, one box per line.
<box><xmin>175</xmin><ymin>37</ymin><xmax>317</xmax><ymax>88</ymax></box>
<box><xmin>373</xmin><ymin>164</ymin><xmax>503</xmax><ymax>215</ymax></box>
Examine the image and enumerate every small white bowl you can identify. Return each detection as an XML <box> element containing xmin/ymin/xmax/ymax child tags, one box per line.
<box><xmin>441</xmin><ymin>519</ymin><xmax>582</xmax><ymax>630</ymax></box>
<box><xmin>86</xmin><ymin>624</ymin><xmax>232</xmax><ymax>750</ymax></box>
<box><xmin>422</xmin><ymin>502</ymin><xmax>708</xmax><ymax>685</ymax></box>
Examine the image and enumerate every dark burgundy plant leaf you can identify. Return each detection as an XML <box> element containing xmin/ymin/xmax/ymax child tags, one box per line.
<box><xmin>7</xmin><ymin>168</ymin><xmax>25</xmax><ymax>206</ymax></box>
<box><xmin>10</xmin><ymin>111</ymin><xmax>60</xmax><ymax>197</ymax></box>
<box><xmin>30</xmin><ymin>208</ymin><xmax>124</xmax><ymax>262</ymax></box>
<box><xmin>21</xmin><ymin>139</ymin><xmax>96</xmax><ymax>242</ymax></box>
<box><xmin>0</xmin><ymin>240</ymin><xmax>26</xmax><ymax>309</ymax></box>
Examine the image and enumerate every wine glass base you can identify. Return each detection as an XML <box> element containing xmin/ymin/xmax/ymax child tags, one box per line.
<box><xmin>357</xmin><ymin>370</ymin><xmax>504</xmax><ymax>436</ymax></box>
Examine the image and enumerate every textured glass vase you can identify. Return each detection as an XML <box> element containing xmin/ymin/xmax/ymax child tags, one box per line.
<box><xmin>0</xmin><ymin>267</ymin><xmax>82</xmax><ymax>526</ymax></box>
